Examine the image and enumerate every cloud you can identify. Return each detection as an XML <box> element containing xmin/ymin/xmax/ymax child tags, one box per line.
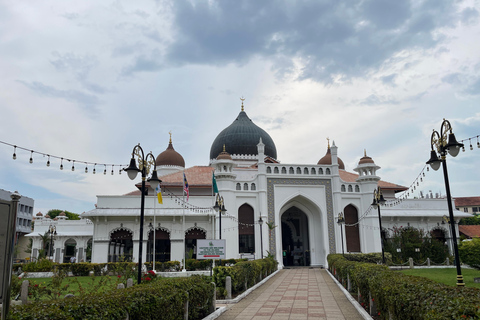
<box><xmin>18</xmin><ymin>81</ymin><xmax>101</xmax><ymax>114</ymax></box>
<box><xmin>461</xmin><ymin>7</ymin><xmax>479</xmax><ymax>26</ymax></box>
<box><xmin>163</xmin><ymin>0</ymin><xmax>459</xmax><ymax>83</ymax></box>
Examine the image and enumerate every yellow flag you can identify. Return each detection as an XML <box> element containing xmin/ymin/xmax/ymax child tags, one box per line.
<box><xmin>156</xmin><ymin>184</ymin><xmax>163</xmax><ymax>204</ymax></box>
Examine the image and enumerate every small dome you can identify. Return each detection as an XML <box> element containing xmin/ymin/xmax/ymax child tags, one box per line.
<box><xmin>358</xmin><ymin>150</ymin><xmax>374</xmax><ymax>165</ymax></box>
<box><xmin>317</xmin><ymin>145</ymin><xmax>345</xmax><ymax>170</ymax></box>
<box><xmin>45</xmin><ymin>214</ymin><xmax>50</xmax><ymax>219</ymax></box>
<box><xmin>155</xmin><ymin>135</ymin><xmax>185</xmax><ymax>168</ymax></box>
<box><xmin>217</xmin><ymin>145</ymin><xmax>233</xmax><ymax>160</ymax></box>
<box><xmin>210</xmin><ymin>102</ymin><xmax>277</xmax><ymax>159</ymax></box>
<box><xmin>53</xmin><ymin>217</ymin><xmax>59</xmax><ymax>221</ymax></box>
<box><xmin>59</xmin><ymin>211</ymin><xmax>66</xmax><ymax>216</ymax></box>
<box><xmin>36</xmin><ymin>212</ymin><xmax>43</xmax><ymax>217</ymax></box>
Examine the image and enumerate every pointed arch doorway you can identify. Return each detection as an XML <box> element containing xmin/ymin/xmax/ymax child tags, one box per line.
<box><xmin>281</xmin><ymin>206</ymin><xmax>310</xmax><ymax>266</ymax></box>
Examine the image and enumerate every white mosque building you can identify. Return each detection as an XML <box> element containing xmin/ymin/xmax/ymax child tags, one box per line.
<box><xmin>29</xmin><ymin>103</ymin><xmax>469</xmax><ymax>268</ymax></box>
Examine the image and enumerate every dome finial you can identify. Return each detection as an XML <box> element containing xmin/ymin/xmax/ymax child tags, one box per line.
<box><xmin>240</xmin><ymin>96</ymin><xmax>245</xmax><ymax>112</ymax></box>
<box><xmin>327</xmin><ymin>137</ymin><xmax>330</xmax><ymax>149</ymax></box>
<box><xmin>169</xmin><ymin>131</ymin><xmax>172</xmax><ymax>143</ymax></box>
<box><xmin>364</xmin><ymin>149</ymin><xmax>367</xmax><ymax>157</ymax></box>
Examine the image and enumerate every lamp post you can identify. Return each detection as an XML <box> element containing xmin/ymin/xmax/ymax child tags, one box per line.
<box><xmin>125</xmin><ymin>143</ymin><xmax>161</xmax><ymax>284</ymax></box>
<box><xmin>47</xmin><ymin>224</ymin><xmax>57</xmax><ymax>259</ymax></box>
<box><xmin>371</xmin><ymin>187</ymin><xmax>386</xmax><ymax>264</ymax></box>
<box><xmin>258</xmin><ymin>216</ymin><xmax>264</xmax><ymax>259</ymax></box>
<box><xmin>213</xmin><ymin>194</ymin><xmax>226</xmax><ymax>239</ymax></box>
<box><xmin>426</xmin><ymin>118</ymin><xmax>464</xmax><ymax>286</ymax></box>
<box><xmin>337</xmin><ymin>213</ymin><xmax>345</xmax><ymax>256</ymax></box>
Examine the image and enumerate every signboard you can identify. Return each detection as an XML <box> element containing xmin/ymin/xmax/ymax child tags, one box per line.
<box><xmin>197</xmin><ymin>239</ymin><xmax>226</xmax><ymax>260</ymax></box>
<box><xmin>1</xmin><ymin>193</ymin><xmax>20</xmax><ymax>320</ymax></box>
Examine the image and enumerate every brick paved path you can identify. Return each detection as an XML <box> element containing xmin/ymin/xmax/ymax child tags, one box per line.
<box><xmin>217</xmin><ymin>268</ymin><xmax>364</xmax><ymax>320</ymax></box>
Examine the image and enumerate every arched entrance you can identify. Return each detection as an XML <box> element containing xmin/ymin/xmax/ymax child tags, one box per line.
<box><xmin>185</xmin><ymin>228</ymin><xmax>206</xmax><ymax>260</ymax></box>
<box><xmin>238</xmin><ymin>204</ymin><xmax>255</xmax><ymax>254</ymax></box>
<box><xmin>281</xmin><ymin>206</ymin><xmax>310</xmax><ymax>266</ymax></box>
<box><xmin>147</xmin><ymin>228</ymin><xmax>171</xmax><ymax>262</ymax></box>
<box><xmin>109</xmin><ymin>229</ymin><xmax>133</xmax><ymax>262</ymax></box>
<box><xmin>63</xmin><ymin>239</ymin><xmax>77</xmax><ymax>263</ymax></box>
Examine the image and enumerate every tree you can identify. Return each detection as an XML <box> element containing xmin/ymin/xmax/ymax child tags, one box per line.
<box><xmin>46</xmin><ymin>209</ymin><xmax>80</xmax><ymax>220</ymax></box>
<box><xmin>459</xmin><ymin>214</ymin><xmax>480</xmax><ymax>225</ymax></box>
<box><xmin>459</xmin><ymin>238</ymin><xmax>480</xmax><ymax>269</ymax></box>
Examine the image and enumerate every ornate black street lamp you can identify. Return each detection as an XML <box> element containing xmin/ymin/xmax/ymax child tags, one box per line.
<box><xmin>337</xmin><ymin>213</ymin><xmax>345</xmax><ymax>256</ymax></box>
<box><xmin>47</xmin><ymin>224</ymin><xmax>57</xmax><ymax>259</ymax></box>
<box><xmin>371</xmin><ymin>187</ymin><xmax>386</xmax><ymax>264</ymax></box>
<box><xmin>213</xmin><ymin>194</ymin><xmax>226</xmax><ymax>239</ymax></box>
<box><xmin>258</xmin><ymin>216</ymin><xmax>264</xmax><ymax>259</ymax></box>
<box><xmin>426</xmin><ymin>119</ymin><xmax>464</xmax><ymax>286</ymax></box>
<box><xmin>125</xmin><ymin>144</ymin><xmax>161</xmax><ymax>284</ymax></box>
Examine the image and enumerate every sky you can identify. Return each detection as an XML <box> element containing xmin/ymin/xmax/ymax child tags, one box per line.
<box><xmin>1</xmin><ymin>0</ymin><xmax>479</xmax><ymax>215</ymax></box>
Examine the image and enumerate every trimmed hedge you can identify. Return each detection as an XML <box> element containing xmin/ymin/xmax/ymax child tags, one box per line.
<box><xmin>213</xmin><ymin>258</ymin><xmax>278</xmax><ymax>298</ymax></box>
<box><xmin>328</xmin><ymin>254</ymin><xmax>480</xmax><ymax>320</ymax></box>
<box><xmin>8</xmin><ymin>275</ymin><xmax>214</xmax><ymax>320</ymax></box>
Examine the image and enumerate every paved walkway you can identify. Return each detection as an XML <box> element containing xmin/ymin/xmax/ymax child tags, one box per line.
<box><xmin>216</xmin><ymin>268</ymin><xmax>365</xmax><ymax>320</ymax></box>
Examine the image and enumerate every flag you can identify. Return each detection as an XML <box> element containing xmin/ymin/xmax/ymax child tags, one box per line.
<box><xmin>212</xmin><ymin>172</ymin><xmax>219</xmax><ymax>194</ymax></box>
<box><xmin>183</xmin><ymin>173</ymin><xmax>189</xmax><ymax>201</ymax></box>
<box><xmin>155</xmin><ymin>184</ymin><xmax>163</xmax><ymax>204</ymax></box>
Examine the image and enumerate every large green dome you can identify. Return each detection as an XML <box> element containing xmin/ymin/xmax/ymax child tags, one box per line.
<box><xmin>210</xmin><ymin>110</ymin><xmax>277</xmax><ymax>160</ymax></box>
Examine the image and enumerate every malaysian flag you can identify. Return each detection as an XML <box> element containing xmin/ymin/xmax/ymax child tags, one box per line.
<box><xmin>183</xmin><ymin>172</ymin><xmax>189</xmax><ymax>201</ymax></box>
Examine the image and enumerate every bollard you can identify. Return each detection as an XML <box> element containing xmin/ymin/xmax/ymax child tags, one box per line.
<box><xmin>369</xmin><ymin>291</ymin><xmax>377</xmax><ymax>316</ymax></box>
<box><xmin>117</xmin><ymin>283</ymin><xmax>125</xmax><ymax>289</ymax></box>
<box><xmin>184</xmin><ymin>292</ymin><xmax>189</xmax><ymax>320</ymax></box>
<box><xmin>127</xmin><ymin>278</ymin><xmax>134</xmax><ymax>288</ymax></box>
<box><xmin>226</xmin><ymin>276</ymin><xmax>232</xmax><ymax>300</ymax></box>
<box><xmin>409</xmin><ymin>257</ymin><xmax>414</xmax><ymax>269</ymax></box>
<box><xmin>347</xmin><ymin>273</ymin><xmax>351</xmax><ymax>292</ymax></box>
<box><xmin>446</xmin><ymin>257</ymin><xmax>450</xmax><ymax>266</ymax></box>
<box><xmin>64</xmin><ymin>294</ymin><xmax>75</xmax><ymax>298</ymax></box>
<box><xmin>21</xmin><ymin>280</ymin><xmax>29</xmax><ymax>305</ymax></box>
<box><xmin>427</xmin><ymin>258</ymin><xmax>431</xmax><ymax>267</ymax></box>
<box><xmin>209</xmin><ymin>282</ymin><xmax>216</xmax><ymax>313</ymax></box>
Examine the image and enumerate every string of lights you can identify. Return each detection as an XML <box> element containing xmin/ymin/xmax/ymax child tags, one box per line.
<box><xmin>1</xmin><ymin>140</ymin><xmax>128</xmax><ymax>174</ymax></box>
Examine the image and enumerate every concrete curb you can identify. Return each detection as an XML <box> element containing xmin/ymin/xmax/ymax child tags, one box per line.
<box><xmin>326</xmin><ymin>270</ymin><xmax>373</xmax><ymax>320</ymax></box>
<box><xmin>202</xmin><ymin>306</ymin><xmax>227</xmax><ymax>320</ymax></box>
<box><xmin>216</xmin><ymin>269</ymin><xmax>280</xmax><ymax>304</ymax></box>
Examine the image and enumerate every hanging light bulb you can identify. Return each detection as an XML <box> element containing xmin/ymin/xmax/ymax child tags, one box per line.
<box><xmin>462</xmin><ymin>145</ymin><xmax>465</xmax><ymax>152</ymax></box>
<box><xmin>119</xmin><ymin>168</ymin><xmax>122</xmax><ymax>175</ymax></box>
<box><xmin>46</xmin><ymin>155</ymin><xmax>50</xmax><ymax>167</ymax></box>
<box><xmin>93</xmin><ymin>164</ymin><xmax>96</xmax><ymax>174</ymax></box>
<box><xmin>85</xmin><ymin>163</ymin><xmax>88</xmax><ymax>173</ymax></box>
<box><xmin>470</xmin><ymin>139</ymin><xmax>473</xmax><ymax>150</ymax></box>
<box><xmin>111</xmin><ymin>165</ymin><xmax>114</xmax><ymax>175</ymax></box>
<box><xmin>60</xmin><ymin>158</ymin><xmax>63</xmax><ymax>170</ymax></box>
<box><xmin>29</xmin><ymin>151</ymin><xmax>33</xmax><ymax>164</ymax></box>
<box><xmin>477</xmin><ymin>136</ymin><xmax>480</xmax><ymax>148</ymax></box>
<box><xmin>104</xmin><ymin>165</ymin><xmax>107</xmax><ymax>175</ymax></box>
<box><xmin>13</xmin><ymin>146</ymin><xmax>17</xmax><ymax>160</ymax></box>
<box><xmin>72</xmin><ymin>160</ymin><xmax>75</xmax><ymax>171</ymax></box>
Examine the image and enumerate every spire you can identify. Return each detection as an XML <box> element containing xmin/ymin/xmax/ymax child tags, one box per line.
<box><xmin>327</xmin><ymin>137</ymin><xmax>330</xmax><ymax>149</ymax></box>
<box><xmin>169</xmin><ymin>131</ymin><xmax>172</xmax><ymax>144</ymax></box>
<box><xmin>240</xmin><ymin>97</ymin><xmax>245</xmax><ymax>112</ymax></box>
<box><xmin>364</xmin><ymin>149</ymin><xmax>367</xmax><ymax>157</ymax></box>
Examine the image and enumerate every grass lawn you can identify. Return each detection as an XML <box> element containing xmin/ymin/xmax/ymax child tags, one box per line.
<box><xmin>400</xmin><ymin>267</ymin><xmax>480</xmax><ymax>288</ymax></box>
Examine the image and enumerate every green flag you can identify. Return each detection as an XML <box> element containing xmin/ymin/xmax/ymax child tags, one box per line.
<box><xmin>212</xmin><ymin>172</ymin><xmax>219</xmax><ymax>193</ymax></box>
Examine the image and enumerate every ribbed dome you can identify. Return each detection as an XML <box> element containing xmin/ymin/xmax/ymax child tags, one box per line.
<box><xmin>156</xmin><ymin>139</ymin><xmax>185</xmax><ymax>168</ymax></box>
<box><xmin>210</xmin><ymin>108</ymin><xmax>277</xmax><ymax>160</ymax></box>
<box><xmin>216</xmin><ymin>145</ymin><xmax>233</xmax><ymax>160</ymax></box>
<box><xmin>358</xmin><ymin>150</ymin><xmax>374</xmax><ymax>165</ymax></box>
<box><xmin>317</xmin><ymin>147</ymin><xmax>345</xmax><ymax>170</ymax></box>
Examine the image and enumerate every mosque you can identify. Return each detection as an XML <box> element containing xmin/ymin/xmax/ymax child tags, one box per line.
<box><xmin>30</xmin><ymin>102</ymin><xmax>468</xmax><ymax>268</ymax></box>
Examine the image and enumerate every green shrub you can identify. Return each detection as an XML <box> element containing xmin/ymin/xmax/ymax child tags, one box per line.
<box><xmin>186</xmin><ymin>259</ymin><xmax>211</xmax><ymax>271</ymax></box>
<box><xmin>22</xmin><ymin>259</ymin><xmax>54</xmax><ymax>272</ymax></box>
<box><xmin>8</xmin><ymin>276</ymin><xmax>214</xmax><ymax>320</ymax></box>
<box><xmin>328</xmin><ymin>254</ymin><xmax>480</xmax><ymax>320</ymax></box>
<box><xmin>459</xmin><ymin>238</ymin><xmax>480</xmax><ymax>269</ymax></box>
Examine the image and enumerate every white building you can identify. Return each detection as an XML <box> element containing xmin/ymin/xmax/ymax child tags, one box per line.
<box><xmin>81</xmin><ymin>104</ymin><xmax>468</xmax><ymax>268</ymax></box>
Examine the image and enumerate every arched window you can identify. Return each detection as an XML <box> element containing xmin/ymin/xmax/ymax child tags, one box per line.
<box><xmin>345</xmin><ymin>205</ymin><xmax>361</xmax><ymax>252</ymax></box>
<box><xmin>185</xmin><ymin>228</ymin><xmax>206</xmax><ymax>260</ymax></box>
<box><xmin>274</xmin><ymin>167</ymin><xmax>279</xmax><ymax>174</ymax></box>
<box><xmin>348</xmin><ymin>185</ymin><xmax>353</xmax><ymax>192</ymax></box>
<box><xmin>148</xmin><ymin>228</ymin><xmax>171</xmax><ymax>262</ymax></box>
<box><xmin>355</xmin><ymin>185</ymin><xmax>360</xmax><ymax>192</ymax></box>
<box><xmin>341</xmin><ymin>185</ymin><xmax>346</xmax><ymax>192</ymax></box>
<box><xmin>326</xmin><ymin>168</ymin><xmax>331</xmax><ymax>175</ymax></box>
<box><xmin>296</xmin><ymin>167</ymin><xmax>301</xmax><ymax>174</ymax></box>
<box><xmin>236</xmin><ymin>183</ymin><xmax>241</xmax><ymax>190</ymax></box>
<box><xmin>319</xmin><ymin>168</ymin><xmax>324</xmax><ymax>175</ymax></box>
<box><xmin>304</xmin><ymin>168</ymin><xmax>309</xmax><ymax>174</ymax></box>
<box><xmin>281</xmin><ymin>167</ymin><xmax>287</xmax><ymax>174</ymax></box>
<box><xmin>238</xmin><ymin>204</ymin><xmax>255</xmax><ymax>253</ymax></box>
<box><xmin>251</xmin><ymin>183</ymin><xmax>256</xmax><ymax>190</ymax></box>
<box><xmin>311</xmin><ymin>168</ymin><xmax>316</xmax><ymax>175</ymax></box>
<box><xmin>109</xmin><ymin>229</ymin><xmax>133</xmax><ymax>262</ymax></box>
<box><xmin>244</xmin><ymin>183</ymin><xmax>249</xmax><ymax>190</ymax></box>
<box><xmin>267</xmin><ymin>167</ymin><xmax>272</xmax><ymax>174</ymax></box>
<box><xmin>289</xmin><ymin>167</ymin><xmax>294</xmax><ymax>174</ymax></box>
<box><xmin>64</xmin><ymin>239</ymin><xmax>77</xmax><ymax>263</ymax></box>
